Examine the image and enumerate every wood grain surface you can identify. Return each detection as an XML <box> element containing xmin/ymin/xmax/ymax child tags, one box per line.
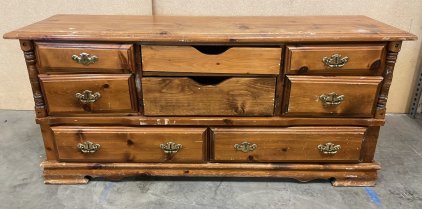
<box><xmin>285</xmin><ymin>44</ymin><xmax>386</xmax><ymax>75</ymax></box>
<box><xmin>41</xmin><ymin>160</ymin><xmax>381</xmax><ymax>186</ymax></box>
<box><xmin>211</xmin><ymin>127</ymin><xmax>366</xmax><ymax>162</ymax></box>
<box><xmin>39</xmin><ymin>74</ymin><xmax>138</xmax><ymax>115</ymax></box>
<box><xmin>4</xmin><ymin>15</ymin><xmax>417</xmax><ymax>42</ymax></box>
<box><xmin>141</xmin><ymin>45</ymin><xmax>281</xmax><ymax>75</ymax></box>
<box><xmin>36</xmin><ymin>116</ymin><xmax>385</xmax><ymax>127</ymax></box>
<box><xmin>283</xmin><ymin>76</ymin><xmax>382</xmax><ymax>117</ymax></box>
<box><xmin>35</xmin><ymin>42</ymin><xmax>135</xmax><ymax>74</ymax></box>
<box><xmin>52</xmin><ymin>126</ymin><xmax>207</xmax><ymax>163</ymax></box>
<box><xmin>142</xmin><ymin>77</ymin><xmax>276</xmax><ymax>116</ymax></box>
<box><xmin>19</xmin><ymin>40</ymin><xmax>47</xmax><ymax>117</ymax></box>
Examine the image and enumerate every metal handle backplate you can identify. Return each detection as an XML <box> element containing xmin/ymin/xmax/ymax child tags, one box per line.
<box><xmin>160</xmin><ymin>142</ymin><xmax>183</xmax><ymax>153</ymax></box>
<box><xmin>320</xmin><ymin>92</ymin><xmax>345</xmax><ymax>105</ymax></box>
<box><xmin>234</xmin><ymin>142</ymin><xmax>257</xmax><ymax>153</ymax></box>
<box><xmin>322</xmin><ymin>54</ymin><xmax>349</xmax><ymax>68</ymax></box>
<box><xmin>78</xmin><ymin>141</ymin><xmax>101</xmax><ymax>153</ymax></box>
<box><xmin>72</xmin><ymin>52</ymin><xmax>98</xmax><ymax>66</ymax></box>
<box><xmin>76</xmin><ymin>90</ymin><xmax>101</xmax><ymax>103</ymax></box>
<box><xmin>318</xmin><ymin>142</ymin><xmax>341</xmax><ymax>154</ymax></box>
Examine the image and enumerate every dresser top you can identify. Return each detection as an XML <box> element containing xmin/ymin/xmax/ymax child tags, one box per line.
<box><xmin>4</xmin><ymin>15</ymin><xmax>417</xmax><ymax>42</ymax></box>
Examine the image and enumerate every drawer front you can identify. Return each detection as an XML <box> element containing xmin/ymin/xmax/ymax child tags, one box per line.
<box><xmin>141</xmin><ymin>46</ymin><xmax>282</xmax><ymax>75</ymax></box>
<box><xmin>211</xmin><ymin>127</ymin><xmax>366</xmax><ymax>162</ymax></box>
<box><xmin>35</xmin><ymin>42</ymin><xmax>135</xmax><ymax>73</ymax></box>
<box><xmin>142</xmin><ymin>77</ymin><xmax>276</xmax><ymax>116</ymax></box>
<box><xmin>283</xmin><ymin>76</ymin><xmax>382</xmax><ymax>117</ymax></box>
<box><xmin>285</xmin><ymin>44</ymin><xmax>386</xmax><ymax>75</ymax></box>
<box><xmin>52</xmin><ymin>127</ymin><xmax>207</xmax><ymax>163</ymax></box>
<box><xmin>39</xmin><ymin>74</ymin><xmax>137</xmax><ymax>115</ymax></box>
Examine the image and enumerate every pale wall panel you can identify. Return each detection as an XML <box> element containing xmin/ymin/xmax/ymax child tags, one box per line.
<box><xmin>153</xmin><ymin>0</ymin><xmax>422</xmax><ymax>113</ymax></box>
<box><xmin>0</xmin><ymin>0</ymin><xmax>152</xmax><ymax>110</ymax></box>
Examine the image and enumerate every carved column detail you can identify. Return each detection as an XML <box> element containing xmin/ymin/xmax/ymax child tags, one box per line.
<box><xmin>20</xmin><ymin>40</ymin><xmax>47</xmax><ymax>117</ymax></box>
<box><xmin>375</xmin><ymin>41</ymin><xmax>402</xmax><ymax>119</ymax></box>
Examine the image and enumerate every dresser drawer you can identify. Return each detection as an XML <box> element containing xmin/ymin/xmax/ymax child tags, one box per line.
<box><xmin>141</xmin><ymin>46</ymin><xmax>282</xmax><ymax>75</ymax></box>
<box><xmin>35</xmin><ymin>42</ymin><xmax>135</xmax><ymax>74</ymax></box>
<box><xmin>39</xmin><ymin>74</ymin><xmax>137</xmax><ymax>115</ymax></box>
<box><xmin>283</xmin><ymin>76</ymin><xmax>382</xmax><ymax>117</ymax></box>
<box><xmin>52</xmin><ymin>127</ymin><xmax>207</xmax><ymax>163</ymax></box>
<box><xmin>285</xmin><ymin>44</ymin><xmax>386</xmax><ymax>75</ymax></box>
<box><xmin>211</xmin><ymin>127</ymin><xmax>366</xmax><ymax>162</ymax></box>
<box><xmin>142</xmin><ymin>77</ymin><xmax>276</xmax><ymax>116</ymax></box>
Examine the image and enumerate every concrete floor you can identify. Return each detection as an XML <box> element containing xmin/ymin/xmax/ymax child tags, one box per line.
<box><xmin>0</xmin><ymin>110</ymin><xmax>421</xmax><ymax>209</ymax></box>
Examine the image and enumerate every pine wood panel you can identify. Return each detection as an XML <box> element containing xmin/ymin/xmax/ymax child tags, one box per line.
<box><xmin>51</xmin><ymin>126</ymin><xmax>207</xmax><ymax>163</ymax></box>
<box><xmin>283</xmin><ymin>76</ymin><xmax>383</xmax><ymax>117</ymax></box>
<box><xmin>211</xmin><ymin>127</ymin><xmax>366</xmax><ymax>162</ymax></box>
<box><xmin>142</xmin><ymin>77</ymin><xmax>276</xmax><ymax>116</ymax></box>
<box><xmin>39</xmin><ymin>74</ymin><xmax>138</xmax><ymax>115</ymax></box>
<box><xmin>141</xmin><ymin>46</ymin><xmax>281</xmax><ymax>75</ymax></box>
<box><xmin>41</xmin><ymin>160</ymin><xmax>380</xmax><ymax>186</ymax></box>
<box><xmin>36</xmin><ymin>116</ymin><xmax>385</xmax><ymax>127</ymax></box>
<box><xmin>4</xmin><ymin>15</ymin><xmax>417</xmax><ymax>42</ymax></box>
<box><xmin>285</xmin><ymin>44</ymin><xmax>386</xmax><ymax>75</ymax></box>
<box><xmin>35</xmin><ymin>42</ymin><xmax>135</xmax><ymax>74</ymax></box>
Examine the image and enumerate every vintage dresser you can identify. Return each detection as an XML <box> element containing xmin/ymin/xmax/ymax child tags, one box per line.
<box><xmin>4</xmin><ymin>15</ymin><xmax>417</xmax><ymax>186</ymax></box>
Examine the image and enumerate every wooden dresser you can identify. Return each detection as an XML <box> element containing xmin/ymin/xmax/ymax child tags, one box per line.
<box><xmin>4</xmin><ymin>15</ymin><xmax>417</xmax><ymax>186</ymax></box>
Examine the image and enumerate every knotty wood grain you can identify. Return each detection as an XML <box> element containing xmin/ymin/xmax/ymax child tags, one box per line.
<box><xmin>40</xmin><ymin>124</ymin><xmax>58</xmax><ymax>160</ymax></box>
<box><xmin>211</xmin><ymin>127</ymin><xmax>366</xmax><ymax>162</ymax></box>
<box><xmin>4</xmin><ymin>15</ymin><xmax>417</xmax><ymax>42</ymax></box>
<box><xmin>142</xmin><ymin>77</ymin><xmax>276</xmax><ymax>116</ymax></box>
<box><xmin>41</xmin><ymin>160</ymin><xmax>381</xmax><ymax>186</ymax></box>
<box><xmin>141</xmin><ymin>46</ymin><xmax>281</xmax><ymax>75</ymax></box>
<box><xmin>51</xmin><ymin>126</ymin><xmax>207</xmax><ymax>163</ymax></box>
<box><xmin>285</xmin><ymin>43</ymin><xmax>386</xmax><ymax>75</ymax></box>
<box><xmin>283</xmin><ymin>76</ymin><xmax>383</xmax><ymax>117</ymax></box>
<box><xmin>39</xmin><ymin>74</ymin><xmax>138</xmax><ymax>115</ymax></box>
<box><xmin>359</xmin><ymin>126</ymin><xmax>381</xmax><ymax>163</ymax></box>
<box><xmin>35</xmin><ymin>42</ymin><xmax>135</xmax><ymax>74</ymax></box>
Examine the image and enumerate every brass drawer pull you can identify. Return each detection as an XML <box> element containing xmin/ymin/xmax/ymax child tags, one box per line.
<box><xmin>72</xmin><ymin>52</ymin><xmax>98</xmax><ymax>66</ymax></box>
<box><xmin>76</xmin><ymin>90</ymin><xmax>101</xmax><ymax>103</ymax></box>
<box><xmin>160</xmin><ymin>142</ymin><xmax>183</xmax><ymax>153</ymax></box>
<box><xmin>318</xmin><ymin>142</ymin><xmax>341</xmax><ymax>154</ymax></box>
<box><xmin>78</xmin><ymin>141</ymin><xmax>101</xmax><ymax>153</ymax></box>
<box><xmin>320</xmin><ymin>92</ymin><xmax>345</xmax><ymax>105</ymax></box>
<box><xmin>322</xmin><ymin>54</ymin><xmax>349</xmax><ymax>68</ymax></box>
<box><xmin>234</xmin><ymin>142</ymin><xmax>257</xmax><ymax>153</ymax></box>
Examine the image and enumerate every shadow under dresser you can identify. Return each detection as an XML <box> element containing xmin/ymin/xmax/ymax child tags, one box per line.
<box><xmin>3</xmin><ymin>15</ymin><xmax>417</xmax><ymax>186</ymax></box>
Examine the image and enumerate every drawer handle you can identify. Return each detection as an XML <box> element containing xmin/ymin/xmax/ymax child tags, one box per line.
<box><xmin>318</xmin><ymin>142</ymin><xmax>341</xmax><ymax>154</ymax></box>
<box><xmin>322</xmin><ymin>54</ymin><xmax>349</xmax><ymax>68</ymax></box>
<box><xmin>72</xmin><ymin>52</ymin><xmax>98</xmax><ymax>66</ymax></box>
<box><xmin>77</xmin><ymin>141</ymin><xmax>101</xmax><ymax>153</ymax></box>
<box><xmin>159</xmin><ymin>142</ymin><xmax>183</xmax><ymax>153</ymax></box>
<box><xmin>76</xmin><ymin>90</ymin><xmax>101</xmax><ymax>103</ymax></box>
<box><xmin>320</xmin><ymin>92</ymin><xmax>345</xmax><ymax>105</ymax></box>
<box><xmin>234</xmin><ymin>142</ymin><xmax>257</xmax><ymax>153</ymax></box>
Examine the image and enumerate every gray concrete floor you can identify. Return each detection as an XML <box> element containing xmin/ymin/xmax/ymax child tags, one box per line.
<box><xmin>0</xmin><ymin>110</ymin><xmax>421</xmax><ymax>209</ymax></box>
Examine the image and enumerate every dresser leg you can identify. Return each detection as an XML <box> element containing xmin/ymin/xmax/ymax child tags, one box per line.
<box><xmin>43</xmin><ymin>174</ymin><xmax>90</xmax><ymax>184</ymax></box>
<box><xmin>331</xmin><ymin>177</ymin><xmax>377</xmax><ymax>187</ymax></box>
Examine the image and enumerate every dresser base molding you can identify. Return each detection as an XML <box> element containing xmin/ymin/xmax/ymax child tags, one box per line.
<box><xmin>41</xmin><ymin>160</ymin><xmax>380</xmax><ymax>186</ymax></box>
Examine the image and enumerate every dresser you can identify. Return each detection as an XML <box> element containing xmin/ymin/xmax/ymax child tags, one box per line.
<box><xmin>4</xmin><ymin>15</ymin><xmax>417</xmax><ymax>186</ymax></box>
